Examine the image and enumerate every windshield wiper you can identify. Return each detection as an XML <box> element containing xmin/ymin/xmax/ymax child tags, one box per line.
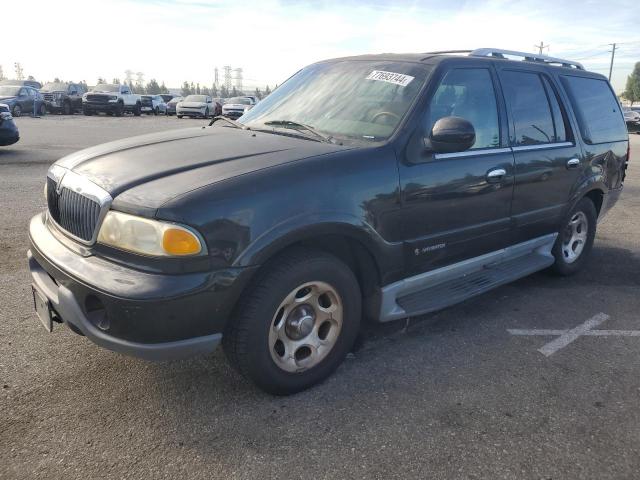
<box><xmin>208</xmin><ymin>115</ymin><xmax>248</xmax><ymax>129</ymax></box>
<box><xmin>263</xmin><ymin>120</ymin><xmax>334</xmax><ymax>143</ymax></box>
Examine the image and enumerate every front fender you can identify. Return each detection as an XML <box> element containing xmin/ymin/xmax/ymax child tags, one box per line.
<box><xmin>233</xmin><ymin>211</ymin><xmax>402</xmax><ymax>274</ymax></box>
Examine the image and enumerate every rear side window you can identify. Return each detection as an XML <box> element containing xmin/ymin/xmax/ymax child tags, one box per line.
<box><xmin>427</xmin><ymin>68</ymin><xmax>500</xmax><ymax>149</ymax></box>
<box><xmin>500</xmin><ymin>70</ymin><xmax>562</xmax><ymax>146</ymax></box>
<box><xmin>560</xmin><ymin>75</ymin><xmax>627</xmax><ymax>144</ymax></box>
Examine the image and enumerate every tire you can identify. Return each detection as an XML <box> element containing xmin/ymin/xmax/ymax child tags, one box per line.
<box><xmin>114</xmin><ymin>102</ymin><xmax>124</xmax><ymax>117</ymax></box>
<box><xmin>154</xmin><ymin>107</ymin><xmax>159</xmax><ymax>116</ymax></box>
<box><xmin>12</xmin><ymin>105</ymin><xmax>21</xmax><ymax>117</ymax></box>
<box><xmin>83</xmin><ymin>107</ymin><xmax>93</xmax><ymax>116</ymax></box>
<box><xmin>223</xmin><ymin>248</ymin><xmax>361</xmax><ymax>395</ymax></box>
<box><xmin>38</xmin><ymin>103</ymin><xmax>46</xmax><ymax>116</ymax></box>
<box><xmin>133</xmin><ymin>103</ymin><xmax>142</xmax><ymax>117</ymax></box>
<box><xmin>549</xmin><ymin>197</ymin><xmax>597</xmax><ymax>276</ymax></box>
<box><xmin>177</xmin><ymin>115</ymin><xmax>183</xmax><ymax>119</ymax></box>
<box><xmin>62</xmin><ymin>101</ymin><xmax>72</xmax><ymax>115</ymax></box>
<box><xmin>204</xmin><ymin>108</ymin><xmax>209</xmax><ymax>118</ymax></box>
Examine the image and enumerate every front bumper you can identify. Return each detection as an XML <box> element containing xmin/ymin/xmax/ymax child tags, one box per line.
<box><xmin>176</xmin><ymin>107</ymin><xmax>207</xmax><ymax>117</ymax></box>
<box><xmin>27</xmin><ymin>212</ymin><xmax>256</xmax><ymax>360</ymax></box>
<box><xmin>222</xmin><ymin>110</ymin><xmax>244</xmax><ymax>119</ymax></box>
<box><xmin>83</xmin><ymin>101</ymin><xmax>119</xmax><ymax>112</ymax></box>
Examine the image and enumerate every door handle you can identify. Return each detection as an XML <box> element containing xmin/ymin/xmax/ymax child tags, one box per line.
<box><xmin>566</xmin><ymin>158</ymin><xmax>580</xmax><ymax>169</ymax></box>
<box><xmin>487</xmin><ymin>168</ymin><xmax>507</xmax><ymax>182</ymax></box>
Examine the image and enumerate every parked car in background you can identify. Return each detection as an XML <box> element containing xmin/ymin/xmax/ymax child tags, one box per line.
<box><xmin>0</xmin><ymin>104</ymin><xmax>19</xmax><ymax>146</ymax></box>
<box><xmin>0</xmin><ymin>85</ymin><xmax>46</xmax><ymax>117</ymax></box>
<box><xmin>41</xmin><ymin>82</ymin><xmax>86</xmax><ymax>115</ymax></box>
<box><xmin>159</xmin><ymin>94</ymin><xmax>174</xmax><ymax>103</ymax></box>
<box><xmin>221</xmin><ymin>96</ymin><xmax>255</xmax><ymax>119</ymax></box>
<box><xmin>82</xmin><ymin>84</ymin><xmax>142</xmax><ymax>116</ymax></box>
<box><xmin>0</xmin><ymin>79</ymin><xmax>42</xmax><ymax>89</ymax></box>
<box><xmin>165</xmin><ymin>96</ymin><xmax>183</xmax><ymax>116</ymax></box>
<box><xmin>176</xmin><ymin>94</ymin><xmax>215</xmax><ymax>118</ymax></box>
<box><xmin>141</xmin><ymin>95</ymin><xmax>167</xmax><ymax>115</ymax></box>
<box><xmin>624</xmin><ymin>108</ymin><xmax>640</xmax><ymax>133</ymax></box>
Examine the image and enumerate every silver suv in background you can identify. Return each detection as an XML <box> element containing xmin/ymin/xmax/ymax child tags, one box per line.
<box><xmin>176</xmin><ymin>94</ymin><xmax>215</xmax><ymax>119</ymax></box>
<box><xmin>221</xmin><ymin>96</ymin><xmax>256</xmax><ymax>119</ymax></box>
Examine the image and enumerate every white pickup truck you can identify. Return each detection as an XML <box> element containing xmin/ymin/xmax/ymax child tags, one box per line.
<box><xmin>82</xmin><ymin>84</ymin><xmax>142</xmax><ymax>116</ymax></box>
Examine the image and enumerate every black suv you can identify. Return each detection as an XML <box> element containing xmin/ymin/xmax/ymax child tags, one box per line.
<box><xmin>28</xmin><ymin>49</ymin><xmax>629</xmax><ymax>394</ymax></box>
<box><xmin>41</xmin><ymin>82</ymin><xmax>86</xmax><ymax>115</ymax></box>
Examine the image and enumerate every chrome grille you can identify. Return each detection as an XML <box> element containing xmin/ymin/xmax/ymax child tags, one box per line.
<box><xmin>46</xmin><ymin>171</ymin><xmax>111</xmax><ymax>244</ymax></box>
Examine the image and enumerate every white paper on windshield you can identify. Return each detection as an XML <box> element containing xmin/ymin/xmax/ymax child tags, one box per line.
<box><xmin>365</xmin><ymin>70</ymin><xmax>414</xmax><ymax>87</ymax></box>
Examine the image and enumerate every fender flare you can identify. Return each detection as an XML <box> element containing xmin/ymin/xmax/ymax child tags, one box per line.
<box><xmin>232</xmin><ymin>211</ymin><xmax>399</xmax><ymax>271</ymax></box>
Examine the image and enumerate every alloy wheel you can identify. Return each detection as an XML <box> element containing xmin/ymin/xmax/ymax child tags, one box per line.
<box><xmin>268</xmin><ymin>281</ymin><xmax>343</xmax><ymax>372</ymax></box>
<box><xmin>562</xmin><ymin>211</ymin><xmax>588</xmax><ymax>264</ymax></box>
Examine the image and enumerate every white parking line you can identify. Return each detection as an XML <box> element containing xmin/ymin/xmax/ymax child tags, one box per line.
<box><xmin>508</xmin><ymin>313</ymin><xmax>640</xmax><ymax>356</ymax></box>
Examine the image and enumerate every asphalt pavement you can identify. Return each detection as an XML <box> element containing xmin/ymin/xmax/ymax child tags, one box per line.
<box><xmin>2</xmin><ymin>115</ymin><xmax>639</xmax><ymax>480</ymax></box>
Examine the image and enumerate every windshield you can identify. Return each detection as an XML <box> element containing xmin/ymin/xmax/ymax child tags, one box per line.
<box><xmin>42</xmin><ymin>83</ymin><xmax>67</xmax><ymax>92</ymax></box>
<box><xmin>0</xmin><ymin>86</ymin><xmax>21</xmax><ymax>96</ymax></box>
<box><xmin>226</xmin><ymin>97</ymin><xmax>251</xmax><ymax>105</ymax></box>
<box><xmin>92</xmin><ymin>84</ymin><xmax>120</xmax><ymax>93</ymax></box>
<box><xmin>239</xmin><ymin>60</ymin><xmax>430</xmax><ymax>143</ymax></box>
<box><xmin>185</xmin><ymin>95</ymin><xmax>207</xmax><ymax>102</ymax></box>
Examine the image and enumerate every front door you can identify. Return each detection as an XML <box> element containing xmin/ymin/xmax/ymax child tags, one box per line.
<box><xmin>496</xmin><ymin>67</ymin><xmax>583</xmax><ymax>243</ymax></box>
<box><xmin>399</xmin><ymin>66</ymin><xmax>515</xmax><ymax>276</ymax></box>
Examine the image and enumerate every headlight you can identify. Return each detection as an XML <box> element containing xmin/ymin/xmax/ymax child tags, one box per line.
<box><xmin>0</xmin><ymin>112</ymin><xmax>12</xmax><ymax>121</ymax></box>
<box><xmin>108</xmin><ymin>96</ymin><xmax>118</xmax><ymax>101</ymax></box>
<box><xmin>97</xmin><ymin>211</ymin><xmax>204</xmax><ymax>257</ymax></box>
<box><xmin>82</xmin><ymin>93</ymin><xmax>88</xmax><ymax>99</ymax></box>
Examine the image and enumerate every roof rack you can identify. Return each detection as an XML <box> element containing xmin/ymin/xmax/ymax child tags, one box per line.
<box><xmin>469</xmin><ymin>48</ymin><xmax>584</xmax><ymax>70</ymax></box>
<box><xmin>423</xmin><ymin>50</ymin><xmax>472</xmax><ymax>55</ymax></box>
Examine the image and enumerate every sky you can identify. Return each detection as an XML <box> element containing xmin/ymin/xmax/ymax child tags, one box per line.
<box><xmin>3</xmin><ymin>0</ymin><xmax>639</xmax><ymax>93</ymax></box>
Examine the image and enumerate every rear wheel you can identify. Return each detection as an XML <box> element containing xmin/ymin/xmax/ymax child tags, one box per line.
<box><xmin>38</xmin><ymin>103</ymin><xmax>46</xmax><ymax>116</ymax></box>
<box><xmin>550</xmin><ymin>197</ymin><xmax>597</xmax><ymax>276</ymax></box>
<box><xmin>177</xmin><ymin>115</ymin><xmax>183</xmax><ymax>119</ymax></box>
<box><xmin>223</xmin><ymin>248</ymin><xmax>361</xmax><ymax>395</ymax></box>
<box><xmin>83</xmin><ymin>107</ymin><xmax>93</xmax><ymax>116</ymax></box>
<box><xmin>62</xmin><ymin>101</ymin><xmax>72</xmax><ymax>115</ymax></box>
<box><xmin>133</xmin><ymin>103</ymin><xmax>142</xmax><ymax>116</ymax></box>
<box><xmin>12</xmin><ymin>105</ymin><xmax>22</xmax><ymax>117</ymax></box>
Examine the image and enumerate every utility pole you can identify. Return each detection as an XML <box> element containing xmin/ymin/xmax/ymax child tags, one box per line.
<box><xmin>608</xmin><ymin>43</ymin><xmax>618</xmax><ymax>81</ymax></box>
<box><xmin>534</xmin><ymin>41</ymin><xmax>549</xmax><ymax>55</ymax></box>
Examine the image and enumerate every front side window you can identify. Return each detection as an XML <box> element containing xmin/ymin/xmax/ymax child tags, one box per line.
<box><xmin>560</xmin><ymin>75</ymin><xmax>627</xmax><ymax>144</ymax></box>
<box><xmin>426</xmin><ymin>68</ymin><xmax>500</xmax><ymax>149</ymax></box>
<box><xmin>240</xmin><ymin>60</ymin><xmax>431</xmax><ymax>144</ymax></box>
<box><xmin>501</xmin><ymin>70</ymin><xmax>557</xmax><ymax>146</ymax></box>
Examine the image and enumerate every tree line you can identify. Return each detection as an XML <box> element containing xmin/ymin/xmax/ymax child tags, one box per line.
<box><xmin>623</xmin><ymin>62</ymin><xmax>640</xmax><ymax>106</ymax></box>
<box><xmin>180</xmin><ymin>82</ymin><xmax>273</xmax><ymax>99</ymax></box>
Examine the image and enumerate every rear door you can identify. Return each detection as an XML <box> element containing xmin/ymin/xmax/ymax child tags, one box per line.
<box><xmin>399</xmin><ymin>64</ymin><xmax>515</xmax><ymax>275</ymax></box>
<box><xmin>496</xmin><ymin>66</ymin><xmax>582</xmax><ymax>243</ymax></box>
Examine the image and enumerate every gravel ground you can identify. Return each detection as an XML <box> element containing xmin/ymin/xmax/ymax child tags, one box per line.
<box><xmin>1</xmin><ymin>115</ymin><xmax>639</xmax><ymax>480</ymax></box>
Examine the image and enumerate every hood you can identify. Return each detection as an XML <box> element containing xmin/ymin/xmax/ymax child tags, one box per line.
<box><xmin>55</xmin><ymin>126</ymin><xmax>350</xmax><ymax>211</ymax></box>
<box><xmin>223</xmin><ymin>104</ymin><xmax>246</xmax><ymax>110</ymax></box>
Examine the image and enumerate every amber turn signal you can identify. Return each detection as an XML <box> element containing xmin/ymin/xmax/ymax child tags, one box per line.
<box><xmin>162</xmin><ymin>228</ymin><xmax>202</xmax><ymax>256</ymax></box>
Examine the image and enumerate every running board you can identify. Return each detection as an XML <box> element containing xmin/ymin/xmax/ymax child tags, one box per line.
<box><xmin>378</xmin><ymin>234</ymin><xmax>557</xmax><ymax>322</ymax></box>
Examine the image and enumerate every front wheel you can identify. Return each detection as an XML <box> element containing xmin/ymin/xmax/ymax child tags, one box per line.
<box><xmin>550</xmin><ymin>197</ymin><xmax>597</xmax><ymax>276</ymax></box>
<box><xmin>62</xmin><ymin>102</ymin><xmax>72</xmax><ymax>115</ymax></box>
<box><xmin>114</xmin><ymin>102</ymin><xmax>124</xmax><ymax>117</ymax></box>
<box><xmin>223</xmin><ymin>248</ymin><xmax>361</xmax><ymax>395</ymax></box>
<box><xmin>38</xmin><ymin>103</ymin><xmax>46</xmax><ymax>116</ymax></box>
<box><xmin>12</xmin><ymin>105</ymin><xmax>22</xmax><ymax>117</ymax></box>
<box><xmin>133</xmin><ymin>103</ymin><xmax>142</xmax><ymax>116</ymax></box>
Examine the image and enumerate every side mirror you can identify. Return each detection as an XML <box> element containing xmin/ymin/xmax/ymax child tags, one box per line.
<box><xmin>425</xmin><ymin>116</ymin><xmax>475</xmax><ymax>154</ymax></box>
